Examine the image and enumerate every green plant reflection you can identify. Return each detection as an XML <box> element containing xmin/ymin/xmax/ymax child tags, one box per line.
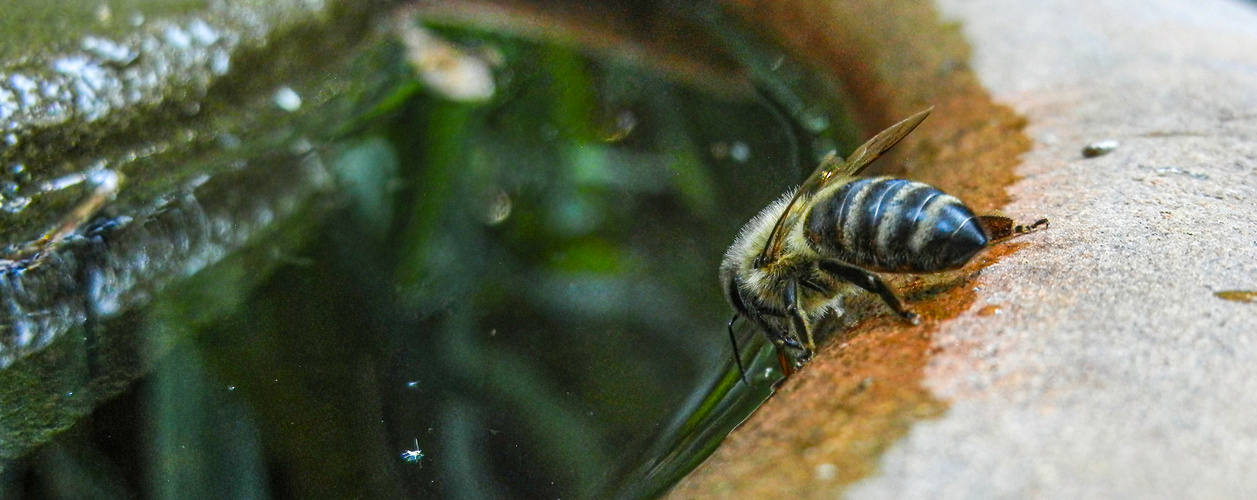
<box><xmin>4</xmin><ymin>19</ymin><xmax>854</xmax><ymax>499</ymax></box>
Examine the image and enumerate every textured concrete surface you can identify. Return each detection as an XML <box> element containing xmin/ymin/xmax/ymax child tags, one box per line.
<box><xmin>850</xmin><ymin>0</ymin><xmax>1257</xmax><ymax>498</ymax></box>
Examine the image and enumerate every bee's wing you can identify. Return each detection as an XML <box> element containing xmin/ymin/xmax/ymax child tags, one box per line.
<box><xmin>754</xmin><ymin>108</ymin><xmax>933</xmax><ymax>267</ymax></box>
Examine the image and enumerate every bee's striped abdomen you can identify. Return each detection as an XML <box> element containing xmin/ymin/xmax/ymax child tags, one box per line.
<box><xmin>804</xmin><ymin>177</ymin><xmax>988</xmax><ymax>272</ymax></box>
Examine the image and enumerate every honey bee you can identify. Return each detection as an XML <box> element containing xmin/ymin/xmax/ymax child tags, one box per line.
<box><xmin>720</xmin><ymin>108</ymin><xmax>1045</xmax><ymax>378</ymax></box>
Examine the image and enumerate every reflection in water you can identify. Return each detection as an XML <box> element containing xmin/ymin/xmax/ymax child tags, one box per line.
<box><xmin>1</xmin><ymin>21</ymin><xmax>851</xmax><ymax>499</ymax></box>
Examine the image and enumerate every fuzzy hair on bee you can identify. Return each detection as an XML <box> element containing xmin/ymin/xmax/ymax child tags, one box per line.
<box><xmin>720</xmin><ymin>108</ymin><xmax>1046</xmax><ymax>380</ymax></box>
<box><xmin>720</xmin><ymin>187</ymin><xmax>856</xmax><ymax>367</ymax></box>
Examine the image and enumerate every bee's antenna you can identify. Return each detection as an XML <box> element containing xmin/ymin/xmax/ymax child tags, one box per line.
<box><xmin>727</xmin><ymin>313</ymin><xmax>750</xmax><ymax>385</ymax></box>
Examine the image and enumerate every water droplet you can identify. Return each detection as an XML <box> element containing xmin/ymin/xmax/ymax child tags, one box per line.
<box><xmin>187</xmin><ymin>19</ymin><xmax>220</xmax><ymax>46</ymax></box>
<box><xmin>484</xmin><ymin>190</ymin><xmax>512</xmax><ymax>225</ymax></box>
<box><xmin>799</xmin><ymin>108</ymin><xmax>830</xmax><ymax>132</ymax></box>
<box><xmin>398</xmin><ymin>23</ymin><xmax>495</xmax><ymax>102</ymax></box>
<box><xmin>82</xmin><ymin>36</ymin><xmax>138</xmax><ymax>66</ymax></box>
<box><xmin>273</xmin><ymin>86</ymin><xmax>302</xmax><ymax>112</ymax></box>
<box><xmin>601</xmin><ymin>109</ymin><xmax>637</xmax><ymax>142</ymax></box>
<box><xmin>163</xmin><ymin>26</ymin><xmax>192</xmax><ymax>49</ymax></box>
<box><xmin>9</xmin><ymin>171</ymin><xmax>29</xmax><ymax>185</ymax></box>
<box><xmin>0</xmin><ymin>184</ymin><xmax>29</xmax><ymax>213</ymax></box>
<box><xmin>210</xmin><ymin>51</ymin><xmax>231</xmax><ymax>75</ymax></box>
<box><xmin>729</xmin><ymin>141</ymin><xmax>751</xmax><ymax>163</ymax></box>
<box><xmin>217</xmin><ymin>132</ymin><xmax>242</xmax><ymax>150</ymax></box>
<box><xmin>95</xmin><ymin>4</ymin><xmax>113</xmax><ymax>24</ymax></box>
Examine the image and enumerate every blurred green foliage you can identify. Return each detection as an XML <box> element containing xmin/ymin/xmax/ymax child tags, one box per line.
<box><xmin>3</xmin><ymin>15</ymin><xmax>853</xmax><ymax>500</ymax></box>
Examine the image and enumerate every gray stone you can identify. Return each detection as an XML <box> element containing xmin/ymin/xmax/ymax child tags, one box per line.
<box><xmin>850</xmin><ymin>0</ymin><xmax>1257</xmax><ymax>498</ymax></box>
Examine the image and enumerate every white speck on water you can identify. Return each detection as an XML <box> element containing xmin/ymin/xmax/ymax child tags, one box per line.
<box><xmin>273</xmin><ymin>86</ymin><xmax>301</xmax><ymax>112</ymax></box>
<box><xmin>50</xmin><ymin>55</ymin><xmax>117</xmax><ymax>120</ymax></box>
<box><xmin>484</xmin><ymin>191</ymin><xmax>512</xmax><ymax>225</ymax></box>
<box><xmin>800</xmin><ymin>108</ymin><xmax>831</xmax><ymax>132</ymax></box>
<box><xmin>289</xmin><ymin>137</ymin><xmax>314</xmax><ymax>155</ymax></box>
<box><xmin>210</xmin><ymin>51</ymin><xmax>231</xmax><ymax>75</ymax></box>
<box><xmin>40</xmin><ymin>172</ymin><xmax>86</xmax><ymax>192</ymax></box>
<box><xmin>8</xmin><ymin>74</ymin><xmax>34</xmax><ymax>91</ymax></box>
<box><xmin>406</xmin><ymin>381</ymin><xmax>419</xmax><ymax>388</ymax></box>
<box><xmin>729</xmin><ymin>141</ymin><xmax>751</xmax><ymax>162</ymax></box>
<box><xmin>163</xmin><ymin>26</ymin><xmax>192</xmax><ymax>49</ymax></box>
<box><xmin>14</xmin><ymin>320</ymin><xmax>33</xmax><ymax>347</ymax></box>
<box><xmin>82</xmin><ymin>36</ymin><xmax>138</xmax><ymax>65</ymax></box>
<box><xmin>401</xmin><ymin>439</ymin><xmax>424</xmax><ymax>463</ymax></box>
<box><xmin>10</xmin><ymin>74</ymin><xmax>39</xmax><ymax>107</ymax></box>
<box><xmin>187</xmin><ymin>19</ymin><xmax>220</xmax><ymax>46</ymax></box>
<box><xmin>2</xmin><ymin>193</ymin><xmax>31</xmax><ymax>213</ymax></box>
<box><xmin>86</xmin><ymin>167</ymin><xmax>120</xmax><ymax>191</ymax></box>
<box><xmin>0</xmin><ymin>88</ymin><xmax>15</xmax><ymax>121</ymax></box>
<box><xmin>217</xmin><ymin>132</ymin><xmax>241</xmax><ymax>150</ymax></box>
<box><xmin>41</xmin><ymin>82</ymin><xmax>61</xmax><ymax>98</ymax></box>
<box><xmin>95</xmin><ymin>4</ymin><xmax>112</xmax><ymax>24</ymax></box>
<box><xmin>228</xmin><ymin>386</ymin><xmax>236</xmax><ymax>391</ymax></box>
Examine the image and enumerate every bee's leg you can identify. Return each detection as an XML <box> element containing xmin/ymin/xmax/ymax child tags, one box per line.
<box><xmin>8</xmin><ymin>169</ymin><xmax>123</xmax><ymax>270</ymax></box>
<box><xmin>783</xmin><ymin>279</ymin><xmax>815</xmax><ymax>361</ymax></box>
<box><xmin>727</xmin><ymin>313</ymin><xmax>750</xmax><ymax>384</ymax></box>
<box><xmin>978</xmin><ymin>215</ymin><xmax>1049</xmax><ymax>241</ymax></box>
<box><xmin>776</xmin><ymin>350</ymin><xmax>795</xmax><ymax>378</ymax></box>
<box><xmin>818</xmin><ymin>260</ymin><xmax>920</xmax><ymax>325</ymax></box>
<box><xmin>769</xmin><ymin>335</ymin><xmax>806</xmax><ymax>377</ymax></box>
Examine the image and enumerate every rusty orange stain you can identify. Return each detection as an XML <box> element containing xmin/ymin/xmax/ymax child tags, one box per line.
<box><xmin>669</xmin><ymin>0</ymin><xmax>1035</xmax><ymax>497</ymax></box>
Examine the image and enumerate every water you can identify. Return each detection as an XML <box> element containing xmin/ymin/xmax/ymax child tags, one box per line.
<box><xmin>0</xmin><ymin>15</ymin><xmax>854</xmax><ymax>500</ymax></box>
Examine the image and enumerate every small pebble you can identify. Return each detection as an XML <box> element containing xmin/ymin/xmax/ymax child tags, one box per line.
<box><xmin>815</xmin><ymin>463</ymin><xmax>838</xmax><ymax>481</ymax></box>
<box><xmin>1082</xmin><ymin>139</ymin><xmax>1119</xmax><ymax>158</ymax></box>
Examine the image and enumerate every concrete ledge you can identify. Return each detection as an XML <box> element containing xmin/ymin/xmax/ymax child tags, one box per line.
<box><xmin>854</xmin><ymin>0</ymin><xmax>1257</xmax><ymax>497</ymax></box>
<box><xmin>676</xmin><ymin>0</ymin><xmax>1257</xmax><ymax>497</ymax></box>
